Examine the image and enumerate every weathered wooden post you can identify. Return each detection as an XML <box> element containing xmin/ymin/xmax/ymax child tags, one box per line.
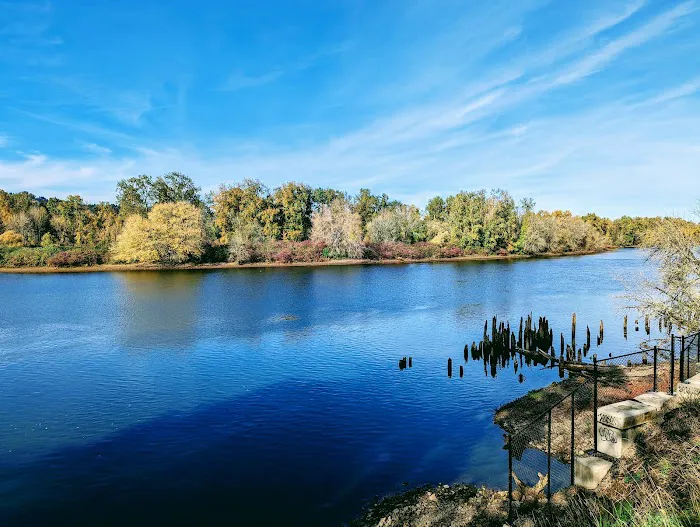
<box><xmin>653</xmin><ymin>346</ymin><xmax>658</xmax><ymax>392</ymax></box>
<box><xmin>561</xmin><ymin>333</ymin><xmax>565</xmax><ymax>356</ymax></box>
<box><xmin>448</xmin><ymin>358</ymin><xmax>452</xmax><ymax>378</ymax></box>
<box><xmin>586</xmin><ymin>326</ymin><xmax>591</xmax><ymax>349</ymax></box>
<box><xmin>572</xmin><ymin>313</ymin><xmax>577</xmax><ymax>347</ymax></box>
<box><xmin>518</xmin><ymin>317</ymin><xmax>523</xmax><ymax>348</ymax></box>
<box><xmin>408</xmin><ymin>357</ymin><xmax>413</xmax><ymax>368</ymax></box>
<box><xmin>460</xmin><ymin>365</ymin><xmax>464</xmax><ymax>378</ymax></box>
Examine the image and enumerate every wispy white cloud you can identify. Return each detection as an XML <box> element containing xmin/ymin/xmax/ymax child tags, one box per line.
<box><xmin>81</xmin><ymin>142</ymin><xmax>112</xmax><ymax>155</ymax></box>
<box><xmin>220</xmin><ymin>42</ymin><xmax>351</xmax><ymax>92</ymax></box>
<box><xmin>554</xmin><ymin>1</ymin><xmax>697</xmax><ymax>85</ymax></box>
<box><xmin>0</xmin><ymin>0</ymin><xmax>62</xmax><ymax>66</ymax></box>
<box><xmin>220</xmin><ymin>69</ymin><xmax>284</xmax><ymax>91</ymax></box>
<box><xmin>646</xmin><ymin>77</ymin><xmax>700</xmax><ymax>104</ymax></box>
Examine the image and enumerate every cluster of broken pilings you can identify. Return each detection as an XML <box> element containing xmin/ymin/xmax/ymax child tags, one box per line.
<box><xmin>456</xmin><ymin>315</ymin><xmax>555</xmax><ymax>379</ymax></box>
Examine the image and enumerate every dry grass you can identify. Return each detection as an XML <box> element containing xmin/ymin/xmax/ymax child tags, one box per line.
<box><xmin>513</xmin><ymin>398</ymin><xmax>700</xmax><ymax>527</ymax></box>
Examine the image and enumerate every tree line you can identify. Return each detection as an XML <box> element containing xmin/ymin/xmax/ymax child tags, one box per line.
<box><xmin>0</xmin><ymin>172</ymin><xmax>695</xmax><ymax>267</ymax></box>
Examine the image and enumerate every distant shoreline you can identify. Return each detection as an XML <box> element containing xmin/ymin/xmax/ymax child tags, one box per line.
<box><xmin>0</xmin><ymin>248</ymin><xmax>615</xmax><ymax>274</ymax></box>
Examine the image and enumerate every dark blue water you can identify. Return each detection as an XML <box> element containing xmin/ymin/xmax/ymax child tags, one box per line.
<box><xmin>0</xmin><ymin>250</ymin><xmax>657</xmax><ymax>526</ymax></box>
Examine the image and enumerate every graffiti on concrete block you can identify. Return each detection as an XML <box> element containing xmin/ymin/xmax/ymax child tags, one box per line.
<box><xmin>599</xmin><ymin>427</ymin><xmax>618</xmax><ymax>444</ymax></box>
<box><xmin>599</xmin><ymin>414</ymin><xmax>619</xmax><ymax>427</ymax></box>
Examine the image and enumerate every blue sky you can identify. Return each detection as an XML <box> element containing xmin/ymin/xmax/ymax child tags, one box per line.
<box><xmin>0</xmin><ymin>0</ymin><xmax>699</xmax><ymax>218</ymax></box>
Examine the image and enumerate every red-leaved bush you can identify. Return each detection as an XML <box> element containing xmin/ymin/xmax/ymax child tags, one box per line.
<box><xmin>47</xmin><ymin>249</ymin><xmax>104</xmax><ymax>268</ymax></box>
<box><xmin>273</xmin><ymin>249</ymin><xmax>294</xmax><ymax>264</ymax></box>
<box><xmin>365</xmin><ymin>242</ymin><xmax>464</xmax><ymax>260</ymax></box>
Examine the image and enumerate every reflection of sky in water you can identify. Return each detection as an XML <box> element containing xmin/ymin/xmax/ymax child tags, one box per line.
<box><xmin>0</xmin><ymin>250</ymin><xmax>661</xmax><ymax>526</ymax></box>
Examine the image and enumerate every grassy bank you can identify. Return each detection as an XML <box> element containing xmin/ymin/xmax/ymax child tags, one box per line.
<box><xmin>0</xmin><ymin>248</ymin><xmax>612</xmax><ymax>274</ymax></box>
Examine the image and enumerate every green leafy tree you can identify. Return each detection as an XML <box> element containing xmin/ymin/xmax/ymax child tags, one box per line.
<box><xmin>446</xmin><ymin>190</ymin><xmax>487</xmax><ymax>249</ymax></box>
<box><xmin>311</xmin><ymin>188</ymin><xmax>346</xmax><ymax>211</ymax></box>
<box><xmin>353</xmin><ymin>188</ymin><xmax>400</xmax><ymax>234</ymax></box>
<box><xmin>211</xmin><ymin>179</ymin><xmax>278</xmax><ymax>243</ymax></box>
<box><xmin>273</xmin><ymin>182</ymin><xmax>312</xmax><ymax>241</ymax></box>
<box><xmin>426</xmin><ymin>196</ymin><xmax>446</xmax><ymax>221</ymax></box>
<box><xmin>116</xmin><ymin>175</ymin><xmax>154</xmax><ymax>217</ymax></box>
<box><xmin>482</xmin><ymin>189</ymin><xmax>518</xmax><ymax>252</ymax></box>
<box><xmin>41</xmin><ymin>232</ymin><xmax>56</xmax><ymax>247</ymax></box>
<box><xmin>151</xmin><ymin>172</ymin><xmax>202</xmax><ymax>206</ymax></box>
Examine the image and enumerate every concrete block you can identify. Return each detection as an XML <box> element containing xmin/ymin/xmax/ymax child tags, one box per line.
<box><xmin>597</xmin><ymin>422</ymin><xmax>642</xmax><ymax>458</ymax></box>
<box><xmin>677</xmin><ymin>381</ymin><xmax>700</xmax><ymax>399</ymax></box>
<box><xmin>685</xmin><ymin>373</ymin><xmax>700</xmax><ymax>385</ymax></box>
<box><xmin>574</xmin><ymin>456</ymin><xmax>613</xmax><ymax>490</ymax></box>
<box><xmin>597</xmin><ymin>400</ymin><xmax>657</xmax><ymax>429</ymax></box>
<box><xmin>633</xmin><ymin>392</ymin><xmax>674</xmax><ymax>412</ymax></box>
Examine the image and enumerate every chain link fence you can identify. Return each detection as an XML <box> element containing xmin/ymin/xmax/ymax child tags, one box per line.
<box><xmin>508</xmin><ymin>378</ymin><xmax>594</xmax><ymax>516</ymax></box>
<box><xmin>507</xmin><ymin>330</ymin><xmax>700</xmax><ymax>522</ymax></box>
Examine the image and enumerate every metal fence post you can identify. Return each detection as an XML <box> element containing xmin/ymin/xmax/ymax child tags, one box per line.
<box><xmin>680</xmin><ymin>335</ymin><xmax>686</xmax><ymax>382</ymax></box>
<box><xmin>593</xmin><ymin>354</ymin><xmax>598</xmax><ymax>453</ymax></box>
<box><xmin>547</xmin><ymin>409</ymin><xmax>552</xmax><ymax>505</ymax></box>
<box><xmin>653</xmin><ymin>346</ymin><xmax>658</xmax><ymax>392</ymax></box>
<box><xmin>570</xmin><ymin>392</ymin><xmax>575</xmax><ymax>487</ymax></box>
<box><xmin>670</xmin><ymin>336</ymin><xmax>675</xmax><ymax>395</ymax></box>
<box><xmin>508</xmin><ymin>433</ymin><xmax>513</xmax><ymax>521</ymax></box>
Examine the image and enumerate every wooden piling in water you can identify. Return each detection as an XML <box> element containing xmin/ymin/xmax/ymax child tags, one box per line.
<box><xmin>408</xmin><ymin>357</ymin><xmax>412</xmax><ymax>368</ymax></box>
<box><xmin>448</xmin><ymin>358</ymin><xmax>452</xmax><ymax>377</ymax></box>
<box><xmin>460</xmin><ymin>365</ymin><xmax>464</xmax><ymax>378</ymax></box>
<box><xmin>586</xmin><ymin>326</ymin><xmax>591</xmax><ymax>349</ymax></box>
<box><xmin>561</xmin><ymin>333</ymin><xmax>565</xmax><ymax>355</ymax></box>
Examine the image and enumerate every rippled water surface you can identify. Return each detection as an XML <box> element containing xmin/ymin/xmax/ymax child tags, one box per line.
<box><xmin>0</xmin><ymin>250</ymin><xmax>657</xmax><ymax>526</ymax></box>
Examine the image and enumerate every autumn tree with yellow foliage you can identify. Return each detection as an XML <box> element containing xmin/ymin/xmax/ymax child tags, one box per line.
<box><xmin>112</xmin><ymin>202</ymin><xmax>206</xmax><ymax>264</ymax></box>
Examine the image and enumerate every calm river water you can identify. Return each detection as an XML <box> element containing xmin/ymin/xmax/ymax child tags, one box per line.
<box><xmin>0</xmin><ymin>249</ymin><xmax>657</xmax><ymax>526</ymax></box>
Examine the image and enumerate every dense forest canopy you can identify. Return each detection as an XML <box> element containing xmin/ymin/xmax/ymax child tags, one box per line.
<box><xmin>0</xmin><ymin>173</ymin><xmax>696</xmax><ymax>268</ymax></box>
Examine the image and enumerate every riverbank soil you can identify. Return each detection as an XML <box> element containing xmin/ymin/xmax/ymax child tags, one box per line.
<box><xmin>0</xmin><ymin>249</ymin><xmax>611</xmax><ymax>274</ymax></box>
<box><xmin>349</xmin><ymin>484</ymin><xmax>509</xmax><ymax>527</ymax></box>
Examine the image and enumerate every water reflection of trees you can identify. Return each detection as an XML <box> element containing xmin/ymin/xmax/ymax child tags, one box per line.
<box><xmin>116</xmin><ymin>271</ymin><xmax>204</xmax><ymax>350</ymax></box>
